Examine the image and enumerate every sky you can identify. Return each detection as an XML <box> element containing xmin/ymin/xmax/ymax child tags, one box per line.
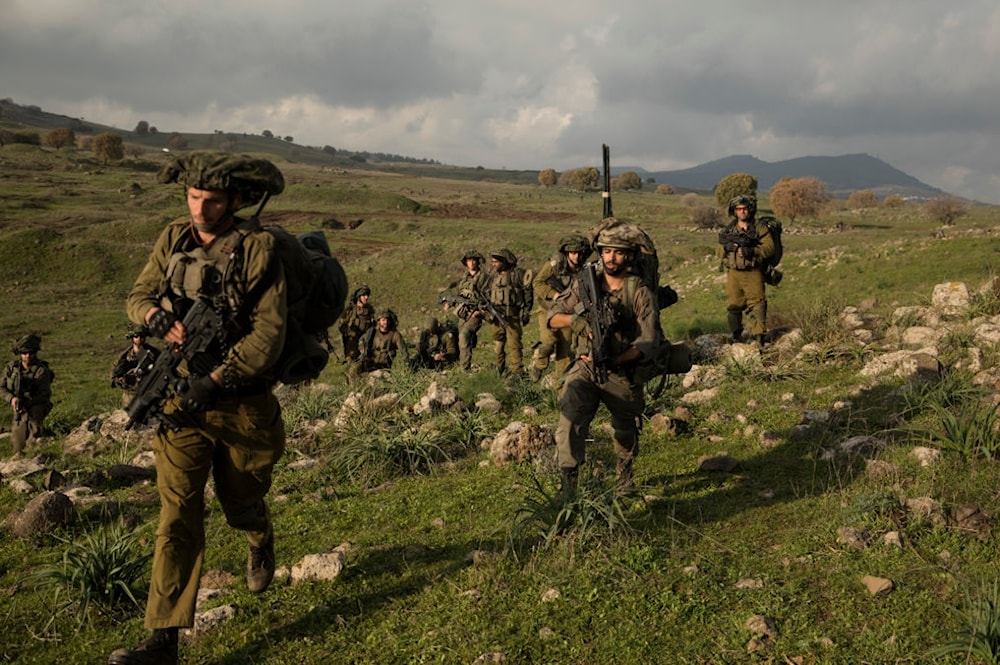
<box><xmin>2</xmin><ymin>0</ymin><xmax>999</xmax><ymax>202</ymax></box>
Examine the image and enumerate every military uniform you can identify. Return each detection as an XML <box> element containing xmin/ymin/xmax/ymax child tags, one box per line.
<box><xmin>338</xmin><ymin>287</ymin><xmax>375</xmax><ymax>361</ymax></box>
<box><xmin>549</xmin><ymin>271</ymin><xmax>658</xmax><ymax>479</ymax></box>
<box><xmin>412</xmin><ymin>318</ymin><xmax>459</xmax><ymax>370</ymax></box>
<box><xmin>111</xmin><ymin>327</ymin><xmax>160</xmax><ymax>408</ymax></box>
<box><xmin>531</xmin><ymin>235</ymin><xmax>589</xmax><ymax>383</ymax></box>
<box><xmin>120</xmin><ymin>153</ymin><xmax>287</xmax><ymax>647</ymax></box>
<box><xmin>717</xmin><ymin>216</ymin><xmax>775</xmax><ymax>341</ymax></box>
<box><xmin>349</xmin><ymin>309</ymin><xmax>406</xmax><ymax>378</ymax></box>
<box><xmin>453</xmin><ymin>251</ymin><xmax>490</xmax><ymax>370</ymax></box>
<box><xmin>487</xmin><ymin>248</ymin><xmax>534</xmax><ymax>376</ymax></box>
<box><xmin>1</xmin><ymin>335</ymin><xmax>54</xmax><ymax>456</ymax></box>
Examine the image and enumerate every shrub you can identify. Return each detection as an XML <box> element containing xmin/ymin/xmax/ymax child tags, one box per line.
<box><xmin>924</xmin><ymin>196</ymin><xmax>968</xmax><ymax>226</ymax></box>
<box><xmin>43</xmin><ymin>128</ymin><xmax>76</xmax><ymax>149</ymax></box>
<box><xmin>846</xmin><ymin>190</ymin><xmax>879</xmax><ymax>210</ymax></box>
<box><xmin>93</xmin><ymin>132</ymin><xmax>125</xmax><ymax>163</ymax></box>
<box><xmin>883</xmin><ymin>194</ymin><xmax>905</xmax><ymax>208</ymax></box>
<box><xmin>769</xmin><ymin>176</ymin><xmax>829</xmax><ymax>222</ymax></box>
<box><xmin>14</xmin><ymin>129</ymin><xmax>41</xmax><ymax>145</ymax></box>
<box><xmin>931</xmin><ymin>581</ymin><xmax>1000</xmax><ymax>663</ymax></box>
<box><xmin>655</xmin><ymin>184</ymin><xmax>675</xmax><ymax>195</ymax></box>
<box><xmin>680</xmin><ymin>192</ymin><xmax>700</xmax><ymax>207</ymax></box>
<box><xmin>615</xmin><ymin>171</ymin><xmax>642</xmax><ymax>190</ymax></box>
<box><xmin>714</xmin><ymin>173</ymin><xmax>758</xmax><ymax>208</ymax></box>
<box><xmin>537</xmin><ymin>168</ymin><xmax>557</xmax><ymax>187</ymax></box>
<box><xmin>689</xmin><ymin>206</ymin><xmax>724</xmax><ymax>229</ymax></box>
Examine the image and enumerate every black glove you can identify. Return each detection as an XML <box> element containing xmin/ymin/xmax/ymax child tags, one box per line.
<box><xmin>521</xmin><ymin>311</ymin><xmax>531</xmax><ymax>326</ymax></box>
<box><xmin>180</xmin><ymin>375</ymin><xmax>220</xmax><ymax>413</ymax></box>
<box><xmin>147</xmin><ymin>309</ymin><xmax>178</xmax><ymax>339</ymax></box>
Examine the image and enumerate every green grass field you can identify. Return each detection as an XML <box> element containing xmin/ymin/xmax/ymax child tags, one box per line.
<box><xmin>2</xmin><ymin>144</ymin><xmax>999</xmax><ymax>664</ymax></box>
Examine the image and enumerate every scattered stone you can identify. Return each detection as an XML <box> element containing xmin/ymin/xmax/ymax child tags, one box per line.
<box><xmin>475</xmin><ymin>393</ymin><xmax>502</xmax><ymax>414</ymax></box>
<box><xmin>882</xmin><ymin>532</ymin><xmax>903</xmax><ymax>550</ymax></box>
<box><xmin>836</xmin><ymin>527</ymin><xmax>870</xmax><ymax>550</ymax></box>
<box><xmin>904</xmin><ymin>496</ymin><xmax>947</xmax><ymax>527</ymax></box>
<box><xmin>11</xmin><ymin>491</ymin><xmax>74</xmax><ymax>538</ymax></box>
<box><xmin>538</xmin><ymin>627</ymin><xmax>557</xmax><ymax>641</ymax></box>
<box><xmin>862</xmin><ymin>575</ymin><xmax>894</xmax><ymax>595</ymax></box>
<box><xmin>184</xmin><ymin>604</ymin><xmax>236</xmax><ymax>638</ymax></box>
<box><xmin>42</xmin><ymin>469</ymin><xmax>65</xmax><ymax>491</ymax></box>
<box><xmin>744</xmin><ymin>614</ymin><xmax>779</xmax><ymax>638</ymax></box>
<box><xmin>734</xmin><ymin>578</ymin><xmax>764</xmax><ymax>590</ymax></box>
<box><xmin>290</xmin><ymin>546</ymin><xmax>348</xmax><ymax>584</ymax></box>
<box><xmin>865</xmin><ymin>459</ymin><xmax>899</xmax><ymax>479</ymax></box>
<box><xmin>698</xmin><ymin>454</ymin><xmax>738</xmax><ymax>473</ymax></box>
<box><xmin>758</xmin><ymin>430</ymin><xmax>782</xmax><ymax>449</ymax></box>
<box><xmin>952</xmin><ymin>504</ymin><xmax>992</xmax><ymax>540</ymax></box>
<box><xmin>910</xmin><ymin>446</ymin><xmax>940</xmax><ymax>467</ymax></box>
<box><xmin>486</xmin><ymin>421</ymin><xmax>554</xmax><ymax>469</ymax></box>
<box><xmin>541</xmin><ymin>588</ymin><xmax>560</xmax><ymax>602</ymax></box>
<box><xmin>472</xmin><ymin>653</ymin><xmax>506</xmax><ymax>664</ymax></box>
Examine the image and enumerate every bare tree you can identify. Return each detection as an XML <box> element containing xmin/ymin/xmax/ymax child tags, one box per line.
<box><xmin>924</xmin><ymin>196</ymin><xmax>968</xmax><ymax>226</ymax></box>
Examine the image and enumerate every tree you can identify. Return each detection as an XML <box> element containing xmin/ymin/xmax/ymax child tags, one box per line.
<box><xmin>167</xmin><ymin>133</ymin><xmax>188</xmax><ymax>150</ymax></box>
<box><xmin>93</xmin><ymin>132</ymin><xmax>125</xmax><ymax>163</ymax></box>
<box><xmin>714</xmin><ymin>173</ymin><xmax>758</xmax><ymax>208</ymax></box>
<box><xmin>769</xmin><ymin>176</ymin><xmax>829</xmax><ymax>222</ymax></box>
<box><xmin>262</xmin><ymin>130</ymin><xmax>274</xmax><ymax>139</ymax></box>
<box><xmin>538</xmin><ymin>168</ymin><xmax>557</xmax><ymax>187</ymax></box>
<box><xmin>882</xmin><ymin>194</ymin><xmax>905</xmax><ymax>208</ymax></box>
<box><xmin>135</xmin><ymin>120</ymin><xmax>149</xmax><ymax>136</ymax></box>
<box><xmin>283</xmin><ymin>136</ymin><xmax>294</xmax><ymax>143</ymax></box>
<box><xmin>924</xmin><ymin>196</ymin><xmax>968</xmax><ymax>226</ymax></box>
<box><xmin>616</xmin><ymin>171</ymin><xmax>642</xmax><ymax>190</ymax></box>
<box><xmin>43</xmin><ymin>128</ymin><xmax>76</xmax><ymax>149</ymax></box>
<box><xmin>149</xmin><ymin>126</ymin><xmax>158</xmax><ymax>135</ymax></box>
<box><xmin>680</xmin><ymin>192</ymin><xmax>700</xmax><ymax>207</ymax></box>
<box><xmin>13</xmin><ymin>130</ymin><xmax>40</xmax><ymax>145</ymax></box>
<box><xmin>846</xmin><ymin>189</ymin><xmax>879</xmax><ymax>209</ymax></box>
<box><xmin>566</xmin><ymin>167</ymin><xmax>600</xmax><ymax>191</ymax></box>
<box><xmin>322</xmin><ymin>145</ymin><xmax>337</xmax><ymax>156</ymax></box>
<box><xmin>655</xmin><ymin>184</ymin><xmax>675</xmax><ymax>195</ymax></box>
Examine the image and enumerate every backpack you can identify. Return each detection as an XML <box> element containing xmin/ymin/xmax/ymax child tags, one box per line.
<box><xmin>240</xmin><ymin>225</ymin><xmax>349</xmax><ymax>384</ymax></box>
<box><xmin>587</xmin><ymin>218</ymin><xmax>691</xmax><ymax>381</ymax></box>
<box><xmin>757</xmin><ymin>213</ymin><xmax>784</xmax><ymax>285</ymax></box>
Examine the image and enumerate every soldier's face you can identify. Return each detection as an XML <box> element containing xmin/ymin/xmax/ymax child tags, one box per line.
<box><xmin>567</xmin><ymin>251</ymin><xmax>582</xmax><ymax>268</ymax></box>
<box><xmin>601</xmin><ymin>247</ymin><xmax>631</xmax><ymax>276</ymax></box>
<box><xmin>358</xmin><ymin>294</ymin><xmax>369</xmax><ymax>305</ymax></box>
<box><xmin>19</xmin><ymin>351</ymin><xmax>35</xmax><ymax>366</ymax></box>
<box><xmin>735</xmin><ymin>205</ymin><xmax>750</xmax><ymax>223</ymax></box>
<box><xmin>377</xmin><ymin>317</ymin><xmax>389</xmax><ymax>332</ymax></box>
<box><xmin>187</xmin><ymin>187</ymin><xmax>234</xmax><ymax>233</ymax></box>
<box><xmin>465</xmin><ymin>258</ymin><xmax>479</xmax><ymax>272</ymax></box>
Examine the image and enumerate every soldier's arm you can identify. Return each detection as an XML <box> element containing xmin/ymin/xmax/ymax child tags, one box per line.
<box><xmin>127</xmin><ymin>221</ymin><xmax>185</xmax><ymax>328</ymax></box>
<box><xmin>754</xmin><ymin>224</ymin><xmax>776</xmax><ymax>262</ymax></box>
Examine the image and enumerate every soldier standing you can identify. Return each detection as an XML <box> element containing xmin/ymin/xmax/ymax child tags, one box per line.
<box><xmin>338</xmin><ymin>285</ymin><xmax>375</xmax><ymax>361</ymax></box>
<box><xmin>1</xmin><ymin>333</ymin><xmax>54</xmax><ymax>456</ymax></box>
<box><xmin>530</xmin><ymin>234</ymin><xmax>591</xmax><ymax>384</ymax></box>
<box><xmin>486</xmin><ymin>249</ymin><xmax>534</xmax><ymax>377</ymax></box>
<box><xmin>109</xmin><ymin>152</ymin><xmax>287</xmax><ymax>665</ymax></box>
<box><xmin>447</xmin><ymin>250</ymin><xmax>489</xmax><ymax>370</ymax></box>
<box><xmin>111</xmin><ymin>324</ymin><xmax>160</xmax><ymax>408</ymax></box>
<box><xmin>717</xmin><ymin>194</ymin><xmax>775</xmax><ymax>345</ymax></box>
<box><xmin>548</xmin><ymin>223</ymin><xmax>659</xmax><ymax>490</ymax></box>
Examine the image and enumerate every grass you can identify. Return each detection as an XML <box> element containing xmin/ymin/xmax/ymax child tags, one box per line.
<box><xmin>3</xmin><ymin>144</ymin><xmax>1000</xmax><ymax>663</ymax></box>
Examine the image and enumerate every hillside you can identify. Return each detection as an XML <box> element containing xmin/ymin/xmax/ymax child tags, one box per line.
<box><xmin>633</xmin><ymin>153</ymin><xmax>944</xmax><ymax>200</ymax></box>
<box><xmin>2</xmin><ymin>145</ymin><xmax>1000</xmax><ymax>663</ymax></box>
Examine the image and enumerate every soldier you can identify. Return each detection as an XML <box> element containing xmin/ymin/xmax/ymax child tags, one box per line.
<box><xmin>486</xmin><ymin>248</ymin><xmax>534</xmax><ymax>376</ymax></box>
<box><xmin>717</xmin><ymin>194</ymin><xmax>775</xmax><ymax>345</ymax></box>
<box><xmin>548</xmin><ymin>222</ymin><xmax>659</xmax><ymax>490</ymax></box>
<box><xmin>411</xmin><ymin>316</ymin><xmax>459</xmax><ymax>370</ymax></box>
<box><xmin>338</xmin><ymin>285</ymin><xmax>375</xmax><ymax>361</ymax></box>
<box><xmin>109</xmin><ymin>152</ymin><xmax>287</xmax><ymax>665</ymax></box>
<box><xmin>447</xmin><ymin>250</ymin><xmax>489</xmax><ymax>370</ymax></box>
<box><xmin>111</xmin><ymin>324</ymin><xmax>160</xmax><ymax>408</ymax></box>
<box><xmin>349</xmin><ymin>308</ymin><xmax>406</xmax><ymax>378</ymax></box>
<box><xmin>1</xmin><ymin>333</ymin><xmax>54</xmax><ymax>456</ymax></box>
<box><xmin>530</xmin><ymin>234</ymin><xmax>591</xmax><ymax>384</ymax></box>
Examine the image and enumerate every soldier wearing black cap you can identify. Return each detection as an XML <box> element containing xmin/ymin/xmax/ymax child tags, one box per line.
<box><xmin>1</xmin><ymin>333</ymin><xmax>54</xmax><ymax>456</ymax></box>
<box><xmin>111</xmin><ymin>323</ymin><xmax>161</xmax><ymax>408</ymax></box>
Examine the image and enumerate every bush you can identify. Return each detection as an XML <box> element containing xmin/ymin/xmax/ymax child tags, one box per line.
<box><xmin>680</xmin><ymin>192</ymin><xmax>700</xmax><ymax>207</ymax></box>
<box><xmin>846</xmin><ymin>190</ymin><xmax>879</xmax><ymax>210</ymax></box>
<box><xmin>655</xmin><ymin>184</ymin><xmax>675</xmax><ymax>195</ymax></box>
<box><xmin>769</xmin><ymin>176</ymin><xmax>829</xmax><ymax>222</ymax></box>
<box><xmin>615</xmin><ymin>171</ymin><xmax>642</xmax><ymax>190</ymax></box>
<box><xmin>924</xmin><ymin>196</ymin><xmax>968</xmax><ymax>226</ymax></box>
<box><xmin>93</xmin><ymin>132</ymin><xmax>124</xmax><ymax>163</ymax></box>
<box><xmin>883</xmin><ymin>194</ymin><xmax>905</xmax><ymax>208</ymax></box>
<box><xmin>538</xmin><ymin>168</ymin><xmax>557</xmax><ymax>187</ymax></box>
<box><xmin>689</xmin><ymin>206</ymin><xmax>724</xmax><ymax>229</ymax></box>
<box><xmin>714</xmin><ymin>173</ymin><xmax>758</xmax><ymax>208</ymax></box>
<box><xmin>43</xmin><ymin>128</ymin><xmax>76</xmax><ymax>149</ymax></box>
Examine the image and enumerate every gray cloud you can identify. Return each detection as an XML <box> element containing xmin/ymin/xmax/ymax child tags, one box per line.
<box><xmin>2</xmin><ymin>0</ymin><xmax>998</xmax><ymax>202</ymax></box>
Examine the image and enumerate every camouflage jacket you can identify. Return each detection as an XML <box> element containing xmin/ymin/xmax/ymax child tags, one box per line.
<box><xmin>0</xmin><ymin>358</ymin><xmax>54</xmax><ymax>407</ymax></box>
<box><xmin>339</xmin><ymin>303</ymin><xmax>376</xmax><ymax>337</ymax></box>
<box><xmin>533</xmin><ymin>256</ymin><xmax>579</xmax><ymax>312</ymax></box>
<box><xmin>487</xmin><ymin>266</ymin><xmax>534</xmax><ymax>317</ymax></box>
<box><xmin>127</xmin><ymin>216</ymin><xmax>287</xmax><ymax>388</ymax></box>
<box><xmin>717</xmin><ymin>220</ymin><xmax>775</xmax><ymax>271</ymax></box>
<box><xmin>454</xmin><ymin>270</ymin><xmax>490</xmax><ymax>320</ymax></box>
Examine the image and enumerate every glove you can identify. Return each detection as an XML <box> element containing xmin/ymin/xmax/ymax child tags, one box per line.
<box><xmin>570</xmin><ymin>314</ymin><xmax>589</xmax><ymax>338</ymax></box>
<box><xmin>147</xmin><ymin>309</ymin><xmax>178</xmax><ymax>339</ymax></box>
<box><xmin>180</xmin><ymin>375</ymin><xmax>220</xmax><ymax>413</ymax></box>
<box><xmin>521</xmin><ymin>311</ymin><xmax>531</xmax><ymax>326</ymax></box>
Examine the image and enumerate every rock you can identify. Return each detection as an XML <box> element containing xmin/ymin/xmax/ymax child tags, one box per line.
<box><xmin>836</xmin><ymin>527</ymin><xmax>870</xmax><ymax>550</ymax></box>
<box><xmin>932</xmin><ymin>281</ymin><xmax>970</xmax><ymax>318</ymax></box>
<box><xmin>290</xmin><ymin>546</ymin><xmax>348</xmax><ymax>584</ymax></box>
<box><xmin>11</xmin><ymin>491</ymin><xmax>74</xmax><ymax>538</ymax></box>
<box><xmin>475</xmin><ymin>393</ymin><xmax>502</xmax><ymax>414</ymax></box>
<box><xmin>487</xmin><ymin>422</ymin><xmax>554</xmax><ymax>469</ymax></box>
<box><xmin>910</xmin><ymin>446</ymin><xmax>940</xmax><ymax>467</ymax></box>
<box><xmin>862</xmin><ymin>575</ymin><xmax>894</xmax><ymax>595</ymax></box>
<box><xmin>744</xmin><ymin>614</ymin><xmax>779</xmax><ymax>638</ymax></box>
<box><xmin>698</xmin><ymin>454</ymin><xmax>738</xmax><ymax>473</ymax></box>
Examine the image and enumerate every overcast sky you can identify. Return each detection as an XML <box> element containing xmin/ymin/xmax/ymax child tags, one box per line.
<box><xmin>3</xmin><ymin>1</ymin><xmax>998</xmax><ymax>202</ymax></box>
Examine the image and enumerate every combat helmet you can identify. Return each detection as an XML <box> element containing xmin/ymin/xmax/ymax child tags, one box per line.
<box><xmin>461</xmin><ymin>249</ymin><xmax>484</xmax><ymax>265</ymax></box>
<box><xmin>591</xmin><ymin>217</ymin><xmax>639</xmax><ymax>251</ymax></box>
<box><xmin>13</xmin><ymin>333</ymin><xmax>41</xmax><ymax>354</ymax></box>
<box><xmin>727</xmin><ymin>194</ymin><xmax>757</xmax><ymax>218</ymax></box>
<box><xmin>424</xmin><ymin>317</ymin><xmax>440</xmax><ymax>334</ymax></box>
<box><xmin>491</xmin><ymin>248</ymin><xmax>517</xmax><ymax>268</ymax></box>
<box><xmin>124</xmin><ymin>323</ymin><xmax>150</xmax><ymax>338</ymax></box>
<box><xmin>157</xmin><ymin>151</ymin><xmax>285</xmax><ymax>210</ymax></box>
<box><xmin>351</xmin><ymin>285</ymin><xmax>371</xmax><ymax>303</ymax></box>
<box><xmin>377</xmin><ymin>308</ymin><xmax>399</xmax><ymax>330</ymax></box>
<box><xmin>558</xmin><ymin>234</ymin><xmax>593</xmax><ymax>261</ymax></box>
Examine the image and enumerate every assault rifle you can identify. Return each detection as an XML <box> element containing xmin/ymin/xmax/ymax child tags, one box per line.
<box><xmin>125</xmin><ymin>298</ymin><xmax>226</xmax><ymax>430</ymax></box>
<box><xmin>357</xmin><ymin>325</ymin><xmax>376</xmax><ymax>362</ymax></box>
<box><xmin>574</xmin><ymin>262</ymin><xmax>617</xmax><ymax>384</ymax></box>
<box><xmin>437</xmin><ymin>292</ymin><xmax>508</xmax><ymax>328</ymax></box>
<box><xmin>719</xmin><ymin>229</ymin><xmax>760</xmax><ymax>255</ymax></box>
<box><xmin>602</xmin><ymin>143</ymin><xmax>613</xmax><ymax>219</ymax></box>
<box><xmin>10</xmin><ymin>368</ymin><xmax>25</xmax><ymax>425</ymax></box>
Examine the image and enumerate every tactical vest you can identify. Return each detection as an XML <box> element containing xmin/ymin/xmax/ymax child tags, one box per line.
<box><xmin>489</xmin><ymin>267</ymin><xmax>529</xmax><ymax>315</ymax></box>
<box><xmin>161</xmin><ymin>223</ymin><xmax>249</xmax><ymax>316</ymax></box>
<box><xmin>722</xmin><ymin>221</ymin><xmax>767</xmax><ymax>271</ymax></box>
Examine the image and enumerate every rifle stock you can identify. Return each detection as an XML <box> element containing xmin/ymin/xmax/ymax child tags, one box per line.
<box><xmin>125</xmin><ymin>299</ymin><xmax>226</xmax><ymax>430</ymax></box>
<box><xmin>438</xmin><ymin>292</ymin><xmax>508</xmax><ymax>328</ymax></box>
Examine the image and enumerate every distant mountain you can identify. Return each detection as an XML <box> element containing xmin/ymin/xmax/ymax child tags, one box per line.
<box><xmin>625</xmin><ymin>154</ymin><xmax>944</xmax><ymax>200</ymax></box>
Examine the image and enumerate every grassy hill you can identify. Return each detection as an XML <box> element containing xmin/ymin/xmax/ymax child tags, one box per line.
<box><xmin>2</xmin><ymin>143</ymin><xmax>1000</xmax><ymax>664</ymax></box>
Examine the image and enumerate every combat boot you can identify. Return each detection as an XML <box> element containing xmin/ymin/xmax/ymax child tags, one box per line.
<box><xmin>615</xmin><ymin>458</ymin><xmax>635</xmax><ymax>495</ymax></box>
<box><xmin>529</xmin><ymin>365</ymin><xmax>542</xmax><ymax>382</ymax></box>
<box><xmin>559</xmin><ymin>466</ymin><xmax>579</xmax><ymax>493</ymax></box>
<box><xmin>247</xmin><ymin>534</ymin><xmax>275</xmax><ymax>594</ymax></box>
<box><xmin>108</xmin><ymin>628</ymin><xmax>178</xmax><ymax>665</ymax></box>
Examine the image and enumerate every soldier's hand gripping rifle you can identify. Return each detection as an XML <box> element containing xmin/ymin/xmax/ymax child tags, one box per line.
<box><xmin>438</xmin><ymin>293</ymin><xmax>508</xmax><ymax>328</ymax></box>
<box><xmin>125</xmin><ymin>298</ymin><xmax>226</xmax><ymax>430</ymax></box>
<box><xmin>718</xmin><ymin>229</ymin><xmax>760</xmax><ymax>256</ymax></box>
<box><xmin>10</xmin><ymin>369</ymin><xmax>25</xmax><ymax>425</ymax></box>
<box><xmin>574</xmin><ymin>262</ymin><xmax>617</xmax><ymax>384</ymax></box>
